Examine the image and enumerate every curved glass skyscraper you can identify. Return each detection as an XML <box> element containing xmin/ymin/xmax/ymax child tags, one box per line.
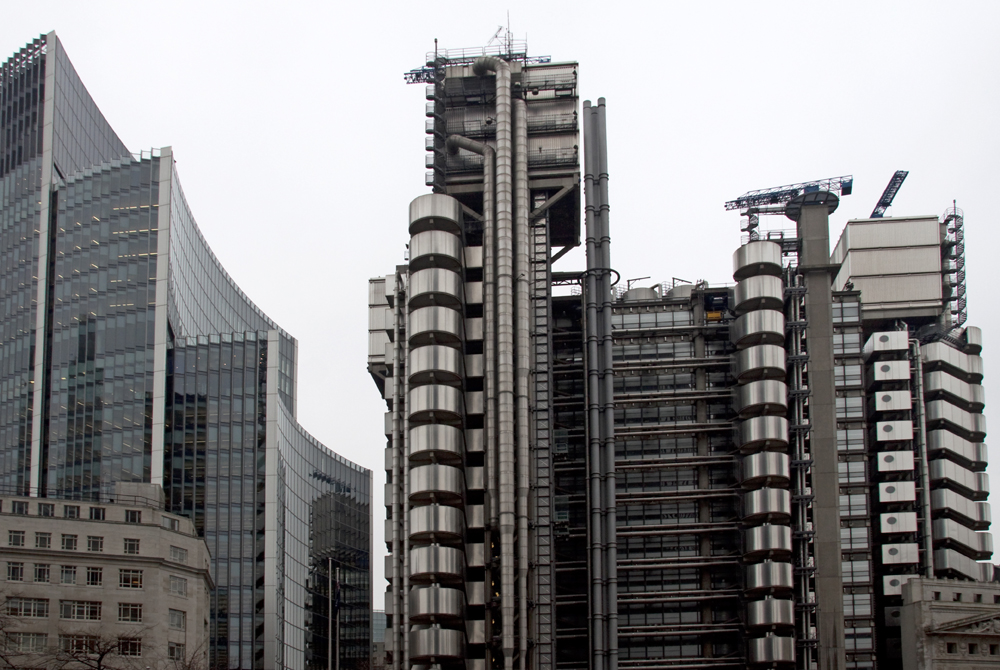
<box><xmin>1</xmin><ymin>32</ymin><xmax>370</xmax><ymax>670</ymax></box>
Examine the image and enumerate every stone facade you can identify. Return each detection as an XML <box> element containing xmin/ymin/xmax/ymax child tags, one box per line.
<box><xmin>0</xmin><ymin>484</ymin><xmax>212</xmax><ymax>669</ymax></box>
<box><xmin>900</xmin><ymin>577</ymin><xmax>1000</xmax><ymax>669</ymax></box>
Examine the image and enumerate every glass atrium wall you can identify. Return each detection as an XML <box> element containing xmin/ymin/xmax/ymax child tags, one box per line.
<box><xmin>46</xmin><ymin>155</ymin><xmax>161</xmax><ymax>495</ymax></box>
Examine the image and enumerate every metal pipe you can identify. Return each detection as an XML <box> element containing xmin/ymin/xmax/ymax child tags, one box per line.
<box><xmin>446</xmin><ymin>134</ymin><xmax>497</xmax><ymax>528</ymax></box>
<box><xmin>474</xmin><ymin>55</ymin><xmax>516</xmax><ymax>670</ymax></box>
<box><xmin>390</xmin><ymin>274</ymin><xmax>403</xmax><ymax>670</ymax></box>
<box><xmin>910</xmin><ymin>338</ymin><xmax>935</xmax><ymax>577</ymax></box>
<box><xmin>582</xmin><ymin>99</ymin><xmax>606</xmax><ymax>670</ymax></box>
<box><xmin>402</xmin><ymin>295</ymin><xmax>411</xmax><ymax>670</ymax></box>
<box><xmin>514</xmin><ymin>97</ymin><xmax>531</xmax><ymax>670</ymax></box>
<box><xmin>596</xmin><ymin>98</ymin><xmax>618</xmax><ymax>670</ymax></box>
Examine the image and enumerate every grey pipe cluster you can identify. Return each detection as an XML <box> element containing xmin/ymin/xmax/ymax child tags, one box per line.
<box><xmin>473</xmin><ymin>55</ymin><xmax>516</xmax><ymax>670</ymax></box>
<box><xmin>583</xmin><ymin>98</ymin><xmax>618</xmax><ymax>670</ymax></box>
<box><xmin>513</xmin><ymin>97</ymin><xmax>531</xmax><ymax>670</ymax></box>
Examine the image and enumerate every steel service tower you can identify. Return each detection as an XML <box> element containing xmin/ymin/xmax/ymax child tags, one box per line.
<box><xmin>369</xmin><ymin>39</ymin><xmax>994</xmax><ymax>670</ymax></box>
<box><xmin>369</xmin><ymin>40</ymin><xmax>598</xmax><ymax>670</ymax></box>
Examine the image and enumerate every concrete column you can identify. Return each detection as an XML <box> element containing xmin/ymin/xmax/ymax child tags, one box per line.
<box><xmin>796</xmin><ymin>200</ymin><xmax>846</xmax><ymax>670</ymax></box>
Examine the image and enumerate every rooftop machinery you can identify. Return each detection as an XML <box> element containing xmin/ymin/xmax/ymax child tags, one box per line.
<box><xmin>725</xmin><ymin>175</ymin><xmax>854</xmax><ymax>243</ymax></box>
<box><xmin>870</xmin><ymin>170</ymin><xmax>909</xmax><ymax>218</ymax></box>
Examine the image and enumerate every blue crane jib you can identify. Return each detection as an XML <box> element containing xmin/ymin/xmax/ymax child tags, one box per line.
<box><xmin>870</xmin><ymin>170</ymin><xmax>909</xmax><ymax>218</ymax></box>
<box><xmin>725</xmin><ymin>175</ymin><xmax>854</xmax><ymax>211</ymax></box>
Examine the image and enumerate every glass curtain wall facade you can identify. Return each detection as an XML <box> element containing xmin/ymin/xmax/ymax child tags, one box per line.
<box><xmin>0</xmin><ymin>32</ymin><xmax>371</xmax><ymax>670</ymax></box>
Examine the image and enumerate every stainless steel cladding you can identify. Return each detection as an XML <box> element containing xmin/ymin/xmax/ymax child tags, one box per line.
<box><xmin>742</xmin><ymin>452</ymin><xmax>791</xmax><ymax>489</ymax></box>
<box><xmin>408</xmin><ymin>464</ymin><xmax>466</xmax><ymax>504</ymax></box>
<box><xmin>930</xmin><ymin>489</ymin><xmax>991</xmax><ymax>529</ymax></box>
<box><xmin>733</xmin><ymin>275</ymin><xmax>785</xmax><ymax>315</ymax></box>
<box><xmin>929</xmin><ymin>460</ymin><xmax>989</xmax><ymax>500</ymax></box>
<box><xmin>407</xmin><ymin>545</ymin><xmax>464</xmax><ymax>583</ymax></box>
<box><xmin>744</xmin><ymin>524</ymin><xmax>793</xmax><ymax>557</ymax></box>
<box><xmin>926</xmin><ymin>430</ymin><xmax>988</xmax><ymax>469</ymax></box>
<box><xmin>921</xmin><ymin>341</ymin><xmax>984</xmax><ymax>383</ymax></box>
<box><xmin>733</xmin><ymin>240</ymin><xmax>783</xmax><ymax>282</ymax></box>
<box><xmin>925</xmin><ymin>400</ymin><xmax>987</xmax><ymax>441</ymax></box>
<box><xmin>734</xmin><ymin>380</ymin><xmax>789</xmax><ymax>418</ymax></box>
<box><xmin>736</xmin><ymin>416</ymin><xmax>790</xmax><ymax>453</ymax></box>
<box><xmin>731</xmin><ymin>310</ymin><xmax>786</xmax><ymax>349</ymax></box>
<box><xmin>963</xmin><ymin>325</ymin><xmax>983</xmax><ymax>354</ymax></box>
<box><xmin>862</xmin><ymin>331</ymin><xmax>909</xmax><ymax>359</ymax></box>
<box><xmin>923</xmin><ymin>371</ymin><xmax>985</xmax><ymax>412</ymax></box>
<box><xmin>876</xmin><ymin>451</ymin><xmax>915</xmax><ymax>473</ymax></box>
<box><xmin>407</xmin><ymin>384</ymin><xmax>464</xmax><ymax>425</ymax></box>
<box><xmin>747</xmin><ymin>598</ymin><xmax>795</xmax><ymax>628</ymax></box>
<box><xmin>408</xmin><ymin>504</ymin><xmax>465</xmax><ymax>542</ymax></box>
<box><xmin>734</xmin><ymin>345</ymin><xmax>787</xmax><ymax>383</ymax></box>
<box><xmin>409</xmin><ymin>230</ymin><xmax>463</xmax><ymax>272</ymax></box>
<box><xmin>748</xmin><ymin>635</ymin><xmax>795</xmax><ymax>664</ymax></box>
<box><xmin>408</xmin><ymin>268</ymin><xmax>464</xmax><ymax>309</ymax></box>
<box><xmin>743</xmin><ymin>489</ymin><xmax>792</xmax><ymax>523</ymax></box>
<box><xmin>408</xmin><ymin>628</ymin><xmax>465</xmax><ymax>660</ymax></box>
<box><xmin>933</xmin><ymin>548</ymin><xmax>994</xmax><ymax>581</ymax></box>
<box><xmin>408</xmin><ymin>193</ymin><xmax>463</xmax><ymax>234</ymax></box>
<box><xmin>408</xmin><ymin>424</ymin><xmax>465</xmax><ymax>464</ymax></box>
<box><xmin>409</xmin><ymin>586</ymin><xmax>466</xmax><ymax>621</ymax></box>
<box><xmin>408</xmin><ymin>306</ymin><xmax>464</xmax><ymax>346</ymax></box>
<box><xmin>746</xmin><ymin>561</ymin><xmax>795</xmax><ymax>593</ymax></box>
<box><xmin>932</xmin><ymin>518</ymin><xmax>993</xmax><ymax>559</ymax></box>
<box><xmin>409</xmin><ymin>345</ymin><xmax>465</xmax><ymax>386</ymax></box>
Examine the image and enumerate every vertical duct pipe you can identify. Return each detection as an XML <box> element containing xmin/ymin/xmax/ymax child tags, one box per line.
<box><xmin>402</xmin><ymin>299</ymin><xmax>411</xmax><ymax>670</ymax></box>
<box><xmin>391</xmin><ymin>274</ymin><xmax>403</xmax><ymax>670</ymax></box>
<box><xmin>514</xmin><ymin>98</ymin><xmax>531</xmax><ymax>670</ymax></box>
<box><xmin>582</xmin><ymin>100</ymin><xmax>606</xmax><ymax>670</ymax></box>
<box><xmin>910</xmin><ymin>339</ymin><xmax>935</xmax><ymax>577</ymax></box>
<box><xmin>474</xmin><ymin>55</ymin><xmax>516</xmax><ymax>670</ymax></box>
<box><xmin>595</xmin><ymin>98</ymin><xmax>618</xmax><ymax>670</ymax></box>
<box><xmin>446</xmin><ymin>134</ymin><xmax>497</xmax><ymax>526</ymax></box>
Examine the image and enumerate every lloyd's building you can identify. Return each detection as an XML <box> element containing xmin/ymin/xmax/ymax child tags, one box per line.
<box><xmin>0</xmin><ymin>32</ymin><xmax>371</xmax><ymax>670</ymax></box>
<box><xmin>367</xmin><ymin>39</ymin><xmax>996</xmax><ymax>670</ymax></box>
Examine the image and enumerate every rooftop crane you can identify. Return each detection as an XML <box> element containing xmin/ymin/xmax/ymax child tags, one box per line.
<box><xmin>725</xmin><ymin>175</ymin><xmax>853</xmax><ymax>240</ymax></box>
<box><xmin>869</xmin><ymin>170</ymin><xmax>909</xmax><ymax>218</ymax></box>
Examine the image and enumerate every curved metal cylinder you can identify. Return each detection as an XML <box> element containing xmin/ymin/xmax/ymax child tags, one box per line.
<box><xmin>747</xmin><ymin>598</ymin><xmax>795</xmax><ymax>628</ymax></box>
<box><xmin>746</xmin><ymin>560</ymin><xmax>794</xmax><ymax>593</ymax></box>
<box><xmin>742</xmin><ymin>452</ymin><xmax>791</xmax><ymax>489</ymax></box>
<box><xmin>409</xmin><ymin>229</ymin><xmax>463</xmax><ymax>273</ymax></box>
<box><xmin>409</xmin><ymin>424</ymin><xmax>464</xmax><ymax>465</ymax></box>
<box><xmin>408</xmin><ymin>385</ymin><xmax>464</xmax><ymax>426</ymax></box>
<box><xmin>743</xmin><ymin>488</ymin><xmax>792</xmax><ymax>524</ymax></box>
<box><xmin>744</xmin><ymin>525</ymin><xmax>793</xmax><ymax>561</ymax></box>
<box><xmin>409</xmin><ymin>545</ymin><xmax>464</xmax><ymax>583</ymax></box>
<box><xmin>409</xmin><ymin>268</ymin><xmax>464</xmax><ymax>310</ymax></box>
<box><xmin>748</xmin><ymin>635</ymin><xmax>795</xmax><ymax>665</ymax></box>
<box><xmin>409</xmin><ymin>193</ymin><xmax>462</xmax><ymax>235</ymax></box>
<box><xmin>731</xmin><ymin>310</ymin><xmax>785</xmax><ymax>349</ymax></box>
<box><xmin>735</xmin><ymin>379</ymin><xmax>788</xmax><ymax>418</ymax></box>
<box><xmin>409</xmin><ymin>464</ymin><xmax>465</xmax><ymax>506</ymax></box>
<box><xmin>408</xmin><ymin>505</ymin><xmax>465</xmax><ymax>544</ymax></box>
<box><xmin>734</xmin><ymin>345</ymin><xmax>786</xmax><ymax>383</ymax></box>
<box><xmin>734</xmin><ymin>275</ymin><xmax>784</xmax><ymax>315</ymax></box>
<box><xmin>408</xmin><ymin>585</ymin><xmax>465</xmax><ymax>623</ymax></box>
<box><xmin>737</xmin><ymin>416</ymin><xmax>789</xmax><ymax>453</ymax></box>
<box><xmin>409</xmin><ymin>345</ymin><xmax>464</xmax><ymax>387</ymax></box>
<box><xmin>409</xmin><ymin>627</ymin><xmax>465</xmax><ymax>660</ymax></box>
<box><xmin>733</xmin><ymin>241</ymin><xmax>783</xmax><ymax>282</ymax></box>
<box><xmin>408</xmin><ymin>306</ymin><xmax>463</xmax><ymax>347</ymax></box>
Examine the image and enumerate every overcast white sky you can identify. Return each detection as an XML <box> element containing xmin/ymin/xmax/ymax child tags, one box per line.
<box><xmin>4</xmin><ymin>2</ymin><xmax>999</xmax><ymax>607</ymax></box>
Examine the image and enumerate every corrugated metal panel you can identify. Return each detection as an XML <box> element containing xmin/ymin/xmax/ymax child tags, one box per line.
<box><xmin>369</xmin><ymin>276</ymin><xmax>387</xmax><ymax>306</ymax></box>
<box><xmin>853</xmin><ymin>274</ymin><xmax>942</xmax><ymax>307</ymax></box>
<box><xmin>843</xmin><ymin>217</ymin><xmax>940</xmax><ymax>250</ymax></box>
<box><xmin>843</xmin><ymin>247</ymin><xmax>941</xmax><ymax>277</ymax></box>
<box><xmin>369</xmin><ymin>331</ymin><xmax>389</xmax><ymax>359</ymax></box>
